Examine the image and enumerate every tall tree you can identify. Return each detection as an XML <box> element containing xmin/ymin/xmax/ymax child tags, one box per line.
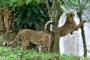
<box><xmin>77</xmin><ymin>0</ymin><xmax>87</xmax><ymax>57</ymax></box>
<box><xmin>45</xmin><ymin>0</ymin><xmax>63</xmax><ymax>52</ymax></box>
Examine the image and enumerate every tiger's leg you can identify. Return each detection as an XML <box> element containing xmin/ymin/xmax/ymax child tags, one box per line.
<box><xmin>72</xmin><ymin>20</ymin><xmax>86</xmax><ymax>31</ymax></box>
<box><xmin>21</xmin><ymin>40</ymin><xmax>30</xmax><ymax>49</ymax></box>
<box><xmin>41</xmin><ymin>43</ymin><xmax>49</xmax><ymax>52</ymax></box>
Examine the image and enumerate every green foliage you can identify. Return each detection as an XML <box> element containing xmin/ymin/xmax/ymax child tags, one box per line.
<box><xmin>0</xmin><ymin>0</ymin><xmax>49</xmax><ymax>31</ymax></box>
<box><xmin>0</xmin><ymin>0</ymin><xmax>34</xmax><ymax>8</ymax></box>
<box><xmin>13</xmin><ymin>2</ymin><xmax>49</xmax><ymax>31</ymax></box>
<box><xmin>61</xmin><ymin>0</ymin><xmax>88</xmax><ymax>11</ymax></box>
<box><xmin>0</xmin><ymin>0</ymin><xmax>11</xmax><ymax>8</ymax></box>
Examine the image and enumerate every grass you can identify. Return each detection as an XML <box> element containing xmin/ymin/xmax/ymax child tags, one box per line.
<box><xmin>0</xmin><ymin>46</ymin><xmax>60</xmax><ymax>60</ymax></box>
<box><xmin>0</xmin><ymin>47</ymin><xmax>90</xmax><ymax>60</ymax></box>
<box><xmin>0</xmin><ymin>36</ymin><xmax>90</xmax><ymax>60</ymax></box>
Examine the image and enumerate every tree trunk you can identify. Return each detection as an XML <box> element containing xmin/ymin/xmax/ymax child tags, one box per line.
<box><xmin>77</xmin><ymin>0</ymin><xmax>87</xmax><ymax>57</ymax></box>
<box><xmin>78</xmin><ymin>12</ymin><xmax>87</xmax><ymax>57</ymax></box>
<box><xmin>45</xmin><ymin>0</ymin><xmax>63</xmax><ymax>52</ymax></box>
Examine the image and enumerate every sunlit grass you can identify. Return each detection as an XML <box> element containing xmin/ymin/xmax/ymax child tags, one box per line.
<box><xmin>0</xmin><ymin>46</ymin><xmax>90</xmax><ymax>60</ymax></box>
<box><xmin>0</xmin><ymin>47</ymin><xmax>60</xmax><ymax>60</ymax></box>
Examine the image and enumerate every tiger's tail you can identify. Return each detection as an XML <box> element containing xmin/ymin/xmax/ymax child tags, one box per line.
<box><xmin>44</xmin><ymin>21</ymin><xmax>54</xmax><ymax>33</ymax></box>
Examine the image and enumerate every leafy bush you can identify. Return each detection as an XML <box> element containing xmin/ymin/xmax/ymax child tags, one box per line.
<box><xmin>13</xmin><ymin>2</ymin><xmax>49</xmax><ymax>31</ymax></box>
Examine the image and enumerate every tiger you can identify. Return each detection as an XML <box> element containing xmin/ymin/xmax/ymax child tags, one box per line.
<box><xmin>3</xmin><ymin>8</ymin><xmax>13</xmax><ymax>33</ymax></box>
<box><xmin>3</xmin><ymin>21</ymin><xmax>55</xmax><ymax>52</ymax></box>
<box><xmin>58</xmin><ymin>12</ymin><xmax>86</xmax><ymax>37</ymax></box>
